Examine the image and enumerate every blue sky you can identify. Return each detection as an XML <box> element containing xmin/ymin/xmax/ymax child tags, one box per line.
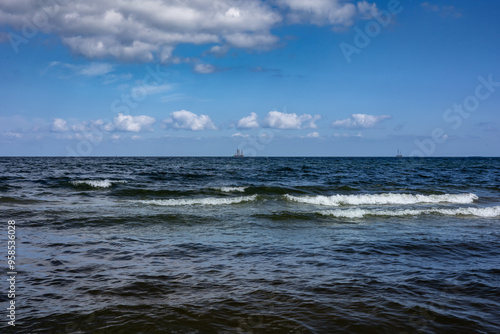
<box><xmin>0</xmin><ymin>0</ymin><xmax>499</xmax><ymax>156</ymax></box>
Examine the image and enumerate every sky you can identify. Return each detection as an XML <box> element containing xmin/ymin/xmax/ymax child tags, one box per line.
<box><xmin>0</xmin><ymin>0</ymin><xmax>499</xmax><ymax>157</ymax></box>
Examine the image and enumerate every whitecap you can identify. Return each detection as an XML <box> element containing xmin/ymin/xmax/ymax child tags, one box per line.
<box><xmin>318</xmin><ymin>206</ymin><xmax>500</xmax><ymax>218</ymax></box>
<box><xmin>138</xmin><ymin>195</ymin><xmax>257</xmax><ymax>206</ymax></box>
<box><xmin>285</xmin><ymin>193</ymin><xmax>478</xmax><ymax>206</ymax></box>
<box><xmin>217</xmin><ymin>187</ymin><xmax>247</xmax><ymax>193</ymax></box>
<box><xmin>71</xmin><ymin>180</ymin><xmax>126</xmax><ymax>188</ymax></box>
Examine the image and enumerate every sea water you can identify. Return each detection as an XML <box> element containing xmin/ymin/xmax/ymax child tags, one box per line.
<box><xmin>0</xmin><ymin>157</ymin><xmax>499</xmax><ymax>333</ymax></box>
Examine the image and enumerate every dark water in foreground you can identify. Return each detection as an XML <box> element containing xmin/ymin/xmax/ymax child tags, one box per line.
<box><xmin>1</xmin><ymin>157</ymin><xmax>499</xmax><ymax>333</ymax></box>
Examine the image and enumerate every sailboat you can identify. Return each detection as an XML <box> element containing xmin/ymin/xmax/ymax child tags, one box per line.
<box><xmin>233</xmin><ymin>149</ymin><xmax>244</xmax><ymax>157</ymax></box>
<box><xmin>396</xmin><ymin>149</ymin><xmax>403</xmax><ymax>157</ymax></box>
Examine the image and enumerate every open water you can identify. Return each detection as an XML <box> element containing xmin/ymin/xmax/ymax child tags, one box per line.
<box><xmin>1</xmin><ymin>157</ymin><xmax>499</xmax><ymax>333</ymax></box>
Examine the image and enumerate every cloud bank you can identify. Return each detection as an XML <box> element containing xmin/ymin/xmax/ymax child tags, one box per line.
<box><xmin>1</xmin><ymin>0</ymin><xmax>379</xmax><ymax>63</ymax></box>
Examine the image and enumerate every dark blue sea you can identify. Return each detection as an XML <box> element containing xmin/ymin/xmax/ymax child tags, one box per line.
<box><xmin>1</xmin><ymin>157</ymin><xmax>499</xmax><ymax>333</ymax></box>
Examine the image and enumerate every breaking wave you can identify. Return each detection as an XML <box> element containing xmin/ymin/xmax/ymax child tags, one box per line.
<box><xmin>318</xmin><ymin>206</ymin><xmax>500</xmax><ymax>218</ymax></box>
<box><xmin>216</xmin><ymin>187</ymin><xmax>247</xmax><ymax>193</ymax></box>
<box><xmin>71</xmin><ymin>180</ymin><xmax>126</xmax><ymax>188</ymax></box>
<box><xmin>285</xmin><ymin>193</ymin><xmax>478</xmax><ymax>206</ymax></box>
<box><xmin>138</xmin><ymin>195</ymin><xmax>257</xmax><ymax>206</ymax></box>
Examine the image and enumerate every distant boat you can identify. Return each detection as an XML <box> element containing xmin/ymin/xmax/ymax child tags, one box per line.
<box><xmin>233</xmin><ymin>149</ymin><xmax>244</xmax><ymax>157</ymax></box>
<box><xmin>396</xmin><ymin>149</ymin><xmax>403</xmax><ymax>157</ymax></box>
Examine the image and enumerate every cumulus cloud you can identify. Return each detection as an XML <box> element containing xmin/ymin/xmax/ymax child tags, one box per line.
<box><xmin>356</xmin><ymin>0</ymin><xmax>379</xmax><ymax>19</ymax></box>
<box><xmin>111</xmin><ymin>113</ymin><xmax>156</xmax><ymax>132</ymax></box>
<box><xmin>163</xmin><ymin>110</ymin><xmax>217</xmax><ymax>131</ymax></box>
<box><xmin>0</xmin><ymin>0</ymin><xmax>281</xmax><ymax>62</ymax></box>
<box><xmin>332</xmin><ymin>113</ymin><xmax>391</xmax><ymax>129</ymax></box>
<box><xmin>0</xmin><ymin>0</ymin><xmax>378</xmax><ymax>62</ymax></box>
<box><xmin>223</xmin><ymin>32</ymin><xmax>279</xmax><ymax>49</ymax></box>
<box><xmin>265</xmin><ymin>111</ymin><xmax>320</xmax><ymax>129</ymax></box>
<box><xmin>52</xmin><ymin>118</ymin><xmax>69</xmax><ymax>132</ymax></box>
<box><xmin>207</xmin><ymin>44</ymin><xmax>230</xmax><ymax>57</ymax></box>
<box><xmin>193</xmin><ymin>63</ymin><xmax>217</xmax><ymax>74</ymax></box>
<box><xmin>237</xmin><ymin>112</ymin><xmax>260</xmax><ymax>129</ymax></box>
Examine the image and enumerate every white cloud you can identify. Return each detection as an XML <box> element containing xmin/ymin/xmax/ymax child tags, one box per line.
<box><xmin>62</xmin><ymin>37</ymin><xmax>157</xmax><ymax>62</ymax></box>
<box><xmin>357</xmin><ymin>1</ymin><xmax>379</xmax><ymax>19</ymax></box>
<box><xmin>332</xmin><ymin>114</ymin><xmax>391</xmax><ymax>129</ymax></box>
<box><xmin>305</xmin><ymin>131</ymin><xmax>320</xmax><ymax>138</ymax></box>
<box><xmin>207</xmin><ymin>44</ymin><xmax>230</xmax><ymax>56</ymax></box>
<box><xmin>131</xmin><ymin>83</ymin><xmax>173</xmax><ymax>97</ymax></box>
<box><xmin>45</xmin><ymin>61</ymin><xmax>115</xmax><ymax>77</ymax></box>
<box><xmin>164</xmin><ymin>110</ymin><xmax>217</xmax><ymax>131</ymax></box>
<box><xmin>223</xmin><ymin>32</ymin><xmax>279</xmax><ymax>49</ymax></box>
<box><xmin>333</xmin><ymin>132</ymin><xmax>363</xmax><ymax>138</ymax></box>
<box><xmin>3</xmin><ymin>132</ymin><xmax>23</xmax><ymax>139</ymax></box>
<box><xmin>265</xmin><ymin>111</ymin><xmax>321</xmax><ymax>129</ymax></box>
<box><xmin>0</xmin><ymin>0</ymin><xmax>378</xmax><ymax>62</ymax></box>
<box><xmin>160</xmin><ymin>93</ymin><xmax>188</xmax><ymax>103</ymax></box>
<box><xmin>277</xmin><ymin>0</ymin><xmax>377</xmax><ymax>26</ymax></box>
<box><xmin>71</xmin><ymin>122</ymin><xmax>89</xmax><ymax>132</ymax></box>
<box><xmin>76</xmin><ymin>62</ymin><xmax>115</xmax><ymax>76</ymax></box>
<box><xmin>421</xmin><ymin>2</ymin><xmax>462</xmax><ymax>18</ymax></box>
<box><xmin>194</xmin><ymin>63</ymin><xmax>216</xmax><ymax>74</ymax></box>
<box><xmin>0</xmin><ymin>0</ymin><xmax>281</xmax><ymax>62</ymax></box>
<box><xmin>237</xmin><ymin>112</ymin><xmax>260</xmax><ymax>129</ymax></box>
<box><xmin>112</xmin><ymin>113</ymin><xmax>156</xmax><ymax>132</ymax></box>
<box><xmin>52</xmin><ymin>118</ymin><xmax>69</xmax><ymax>132</ymax></box>
<box><xmin>232</xmin><ymin>132</ymin><xmax>250</xmax><ymax>138</ymax></box>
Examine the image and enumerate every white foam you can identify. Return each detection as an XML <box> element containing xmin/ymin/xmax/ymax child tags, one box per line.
<box><xmin>319</xmin><ymin>206</ymin><xmax>500</xmax><ymax>218</ymax></box>
<box><xmin>217</xmin><ymin>187</ymin><xmax>247</xmax><ymax>193</ymax></box>
<box><xmin>284</xmin><ymin>193</ymin><xmax>478</xmax><ymax>206</ymax></box>
<box><xmin>138</xmin><ymin>195</ymin><xmax>257</xmax><ymax>206</ymax></box>
<box><xmin>72</xmin><ymin>180</ymin><xmax>126</xmax><ymax>188</ymax></box>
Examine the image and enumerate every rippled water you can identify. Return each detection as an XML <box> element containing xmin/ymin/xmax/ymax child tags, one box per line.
<box><xmin>1</xmin><ymin>157</ymin><xmax>500</xmax><ymax>333</ymax></box>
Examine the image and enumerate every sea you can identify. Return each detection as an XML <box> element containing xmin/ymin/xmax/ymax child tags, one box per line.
<box><xmin>1</xmin><ymin>157</ymin><xmax>499</xmax><ymax>333</ymax></box>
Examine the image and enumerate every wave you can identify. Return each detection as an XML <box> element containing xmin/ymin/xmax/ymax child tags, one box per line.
<box><xmin>318</xmin><ymin>206</ymin><xmax>500</xmax><ymax>218</ymax></box>
<box><xmin>284</xmin><ymin>193</ymin><xmax>478</xmax><ymax>206</ymax></box>
<box><xmin>215</xmin><ymin>187</ymin><xmax>247</xmax><ymax>193</ymax></box>
<box><xmin>71</xmin><ymin>180</ymin><xmax>126</xmax><ymax>188</ymax></box>
<box><xmin>138</xmin><ymin>195</ymin><xmax>257</xmax><ymax>206</ymax></box>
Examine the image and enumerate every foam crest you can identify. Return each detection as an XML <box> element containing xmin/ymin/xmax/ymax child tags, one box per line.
<box><xmin>139</xmin><ymin>195</ymin><xmax>257</xmax><ymax>206</ymax></box>
<box><xmin>217</xmin><ymin>187</ymin><xmax>247</xmax><ymax>193</ymax></box>
<box><xmin>71</xmin><ymin>180</ymin><xmax>126</xmax><ymax>188</ymax></box>
<box><xmin>285</xmin><ymin>193</ymin><xmax>478</xmax><ymax>206</ymax></box>
<box><xmin>319</xmin><ymin>206</ymin><xmax>500</xmax><ymax>218</ymax></box>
